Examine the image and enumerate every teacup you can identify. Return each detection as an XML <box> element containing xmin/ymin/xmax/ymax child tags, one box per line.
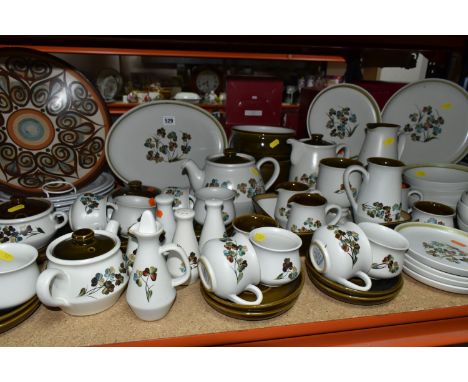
<box><xmin>0</xmin><ymin>243</ymin><xmax>39</xmax><ymax>309</ymax></box>
<box><xmin>310</xmin><ymin>222</ymin><xmax>372</xmax><ymax>291</ymax></box>
<box><xmin>111</xmin><ymin>195</ymin><xmax>157</xmax><ymax>237</ymax></box>
<box><xmin>199</xmin><ymin>234</ymin><xmax>263</xmax><ymax>305</ymax></box>
<box><xmin>412</xmin><ymin>201</ymin><xmax>455</xmax><ymax>227</ymax></box>
<box><xmin>194</xmin><ymin>187</ymin><xmax>236</xmax><ymax>225</ymax></box>
<box><xmin>358</xmin><ymin>222</ymin><xmax>409</xmax><ymax>279</ymax></box>
<box><xmin>249</xmin><ymin>227</ymin><xmax>302</xmax><ymax>286</ymax></box>
<box><xmin>162</xmin><ymin>187</ymin><xmax>196</xmax><ymax>210</ymax></box>
<box><xmin>401</xmin><ymin>183</ymin><xmax>424</xmax><ymax>212</ymax></box>
<box><xmin>274</xmin><ymin>181</ymin><xmax>310</xmax><ymax>228</ymax></box>
<box><xmin>232</xmin><ymin>214</ymin><xmax>279</xmax><ymax>239</ymax></box>
<box><xmin>69</xmin><ymin>193</ymin><xmax>118</xmax><ymax>231</ymax></box>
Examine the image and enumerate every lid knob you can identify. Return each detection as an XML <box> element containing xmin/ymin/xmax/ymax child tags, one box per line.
<box><xmin>72</xmin><ymin>229</ymin><xmax>95</xmax><ymax>246</ymax></box>
<box><xmin>128</xmin><ymin>180</ymin><xmax>142</xmax><ymax>191</ymax></box>
<box><xmin>224</xmin><ymin>148</ymin><xmax>237</xmax><ymax>158</ymax></box>
<box><xmin>309</xmin><ymin>134</ymin><xmax>324</xmax><ymax>144</ymax></box>
<box><xmin>10</xmin><ymin>195</ymin><xmax>26</xmax><ymax>205</ymax></box>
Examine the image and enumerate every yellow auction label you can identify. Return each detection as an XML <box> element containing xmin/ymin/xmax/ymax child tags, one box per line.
<box><xmin>383</xmin><ymin>137</ymin><xmax>395</xmax><ymax>145</ymax></box>
<box><xmin>254</xmin><ymin>232</ymin><xmax>266</xmax><ymax>242</ymax></box>
<box><xmin>7</xmin><ymin>204</ymin><xmax>25</xmax><ymax>213</ymax></box>
<box><xmin>250</xmin><ymin>167</ymin><xmax>260</xmax><ymax>177</ymax></box>
<box><xmin>440</xmin><ymin>102</ymin><xmax>452</xmax><ymax>110</ymax></box>
<box><xmin>415</xmin><ymin>170</ymin><xmax>426</xmax><ymax>177</ymax></box>
<box><xmin>0</xmin><ymin>249</ymin><xmax>14</xmax><ymax>262</ymax></box>
<box><xmin>269</xmin><ymin>139</ymin><xmax>280</xmax><ymax>148</ymax></box>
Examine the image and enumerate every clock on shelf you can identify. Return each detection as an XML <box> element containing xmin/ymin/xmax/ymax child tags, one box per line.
<box><xmin>191</xmin><ymin>66</ymin><xmax>223</xmax><ymax>94</ymax></box>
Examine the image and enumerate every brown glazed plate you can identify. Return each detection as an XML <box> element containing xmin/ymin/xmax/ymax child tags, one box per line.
<box><xmin>0</xmin><ymin>296</ymin><xmax>40</xmax><ymax>334</ymax></box>
<box><xmin>0</xmin><ymin>48</ymin><xmax>111</xmax><ymax>195</ymax></box>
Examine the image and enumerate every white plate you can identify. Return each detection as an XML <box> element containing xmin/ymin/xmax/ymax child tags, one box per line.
<box><xmin>306</xmin><ymin>84</ymin><xmax>381</xmax><ymax>158</ymax></box>
<box><xmin>403</xmin><ymin>266</ymin><xmax>468</xmax><ymax>294</ymax></box>
<box><xmin>105</xmin><ymin>101</ymin><xmax>227</xmax><ymax>189</ymax></box>
<box><xmin>396</xmin><ymin>222</ymin><xmax>468</xmax><ymax>277</ymax></box>
<box><xmin>382</xmin><ymin>79</ymin><xmax>468</xmax><ymax>164</ymax></box>
<box><xmin>404</xmin><ymin>254</ymin><xmax>468</xmax><ymax>288</ymax></box>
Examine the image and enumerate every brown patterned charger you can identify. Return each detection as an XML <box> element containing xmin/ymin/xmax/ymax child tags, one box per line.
<box><xmin>0</xmin><ymin>48</ymin><xmax>110</xmax><ymax>195</ymax></box>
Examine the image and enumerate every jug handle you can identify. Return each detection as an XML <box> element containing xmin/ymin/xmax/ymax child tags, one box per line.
<box><xmin>397</xmin><ymin>131</ymin><xmax>407</xmax><ymax>160</ymax></box>
<box><xmin>256</xmin><ymin>157</ymin><xmax>280</xmax><ymax>191</ymax></box>
<box><xmin>407</xmin><ymin>189</ymin><xmax>423</xmax><ymax>213</ymax></box>
<box><xmin>335</xmin><ymin>144</ymin><xmax>350</xmax><ymax>158</ymax></box>
<box><xmin>106</xmin><ymin>202</ymin><xmax>118</xmax><ymax>221</ymax></box>
<box><xmin>36</xmin><ymin>268</ymin><xmax>72</xmax><ymax>308</ymax></box>
<box><xmin>324</xmin><ymin>204</ymin><xmax>342</xmax><ymax>226</ymax></box>
<box><xmin>343</xmin><ymin>165</ymin><xmax>369</xmax><ymax>216</ymax></box>
<box><xmin>160</xmin><ymin>243</ymin><xmax>190</xmax><ymax>287</ymax></box>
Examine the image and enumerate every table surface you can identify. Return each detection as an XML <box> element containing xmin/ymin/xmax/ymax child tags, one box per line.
<box><xmin>1</xmin><ymin>264</ymin><xmax>468</xmax><ymax>346</ymax></box>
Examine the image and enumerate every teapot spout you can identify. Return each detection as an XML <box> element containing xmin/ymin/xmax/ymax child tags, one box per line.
<box><xmin>286</xmin><ymin>138</ymin><xmax>303</xmax><ymax>165</ymax></box>
<box><xmin>182</xmin><ymin>159</ymin><xmax>205</xmax><ymax>191</ymax></box>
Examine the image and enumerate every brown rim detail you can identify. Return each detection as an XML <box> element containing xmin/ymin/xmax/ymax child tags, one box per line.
<box><xmin>320</xmin><ymin>157</ymin><xmax>363</xmax><ymax>168</ymax></box>
<box><xmin>368</xmin><ymin>157</ymin><xmax>405</xmax><ymax>167</ymax></box>
<box><xmin>275</xmin><ymin>181</ymin><xmax>309</xmax><ymax>192</ymax></box>
<box><xmin>414</xmin><ymin>201</ymin><xmax>455</xmax><ymax>216</ymax></box>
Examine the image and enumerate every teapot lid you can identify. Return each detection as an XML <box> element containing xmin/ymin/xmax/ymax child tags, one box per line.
<box><xmin>0</xmin><ymin>196</ymin><xmax>51</xmax><ymax>220</ymax></box>
<box><xmin>302</xmin><ymin>134</ymin><xmax>333</xmax><ymax>146</ymax></box>
<box><xmin>112</xmin><ymin>180</ymin><xmax>161</xmax><ymax>199</ymax></box>
<box><xmin>210</xmin><ymin>149</ymin><xmax>251</xmax><ymax>164</ymax></box>
<box><xmin>53</xmin><ymin>229</ymin><xmax>116</xmax><ymax>261</ymax></box>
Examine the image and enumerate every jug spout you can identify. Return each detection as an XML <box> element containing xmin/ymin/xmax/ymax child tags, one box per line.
<box><xmin>182</xmin><ymin>159</ymin><xmax>205</xmax><ymax>192</ymax></box>
<box><xmin>286</xmin><ymin>138</ymin><xmax>304</xmax><ymax>165</ymax></box>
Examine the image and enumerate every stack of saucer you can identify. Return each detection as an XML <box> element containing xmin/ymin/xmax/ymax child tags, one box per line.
<box><xmin>396</xmin><ymin>222</ymin><xmax>468</xmax><ymax>294</ymax></box>
<box><xmin>200</xmin><ymin>271</ymin><xmax>304</xmax><ymax>320</ymax></box>
<box><xmin>0</xmin><ymin>296</ymin><xmax>41</xmax><ymax>334</ymax></box>
<box><xmin>305</xmin><ymin>256</ymin><xmax>403</xmax><ymax>305</ymax></box>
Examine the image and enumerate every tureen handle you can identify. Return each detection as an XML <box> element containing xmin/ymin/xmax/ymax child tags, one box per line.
<box><xmin>36</xmin><ymin>268</ymin><xmax>72</xmax><ymax>308</ymax></box>
<box><xmin>159</xmin><ymin>243</ymin><xmax>190</xmax><ymax>287</ymax></box>
<box><xmin>51</xmin><ymin>211</ymin><xmax>68</xmax><ymax>230</ymax></box>
<box><xmin>256</xmin><ymin>157</ymin><xmax>280</xmax><ymax>191</ymax></box>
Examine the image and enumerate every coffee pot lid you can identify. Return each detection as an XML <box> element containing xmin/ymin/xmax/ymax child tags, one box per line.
<box><xmin>302</xmin><ymin>134</ymin><xmax>333</xmax><ymax>146</ymax></box>
<box><xmin>0</xmin><ymin>195</ymin><xmax>51</xmax><ymax>220</ymax></box>
<box><xmin>210</xmin><ymin>148</ymin><xmax>251</xmax><ymax>164</ymax></box>
<box><xmin>53</xmin><ymin>229</ymin><xmax>116</xmax><ymax>261</ymax></box>
<box><xmin>112</xmin><ymin>180</ymin><xmax>161</xmax><ymax>199</ymax></box>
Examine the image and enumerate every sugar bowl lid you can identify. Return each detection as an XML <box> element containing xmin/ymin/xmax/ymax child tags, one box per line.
<box><xmin>302</xmin><ymin>133</ymin><xmax>333</xmax><ymax>146</ymax></box>
<box><xmin>112</xmin><ymin>180</ymin><xmax>161</xmax><ymax>199</ymax></box>
<box><xmin>0</xmin><ymin>196</ymin><xmax>51</xmax><ymax>220</ymax></box>
<box><xmin>210</xmin><ymin>148</ymin><xmax>251</xmax><ymax>164</ymax></box>
<box><xmin>52</xmin><ymin>229</ymin><xmax>116</xmax><ymax>261</ymax></box>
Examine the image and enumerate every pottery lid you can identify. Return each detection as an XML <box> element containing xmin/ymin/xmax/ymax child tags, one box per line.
<box><xmin>210</xmin><ymin>148</ymin><xmax>251</xmax><ymax>164</ymax></box>
<box><xmin>302</xmin><ymin>134</ymin><xmax>333</xmax><ymax>146</ymax></box>
<box><xmin>0</xmin><ymin>196</ymin><xmax>51</xmax><ymax>220</ymax></box>
<box><xmin>52</xmin><ymin>229</ymin><xmax>116</xmax><ymax>261</ymax></box>
<box><xmin>112</xmin><ymin>180</ymin><xmax>161</xmax><ymax>199</ymax></box>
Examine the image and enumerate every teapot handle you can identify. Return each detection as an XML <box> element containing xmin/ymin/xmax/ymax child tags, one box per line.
<box><xmin>397</xmin><ymin>131</ymin><xmax>407</xmax><ymax>160</ymax></box>
<box><xmin>160</xmin><ymin>243</ymin><xmax>190</xmax><ymax>287</ymax></box>
<box><xmin>335</xmin><ymin>144</ymin><xmax>350</xmax><ymax>158</ymax></box>
<box><xmin>324</xmin><ymin>204</ymin><xmax>342</xmax><ymax>226</ymax></box>
<box><xmin>343</xmin><ymin>165</ymin><xmax>369</xmax><ymax>216</ymax></box>
<box><xmin>256</xmin><ymin>157</ymin><xmax>280</xmax><ymax>191</ymax></box>
<box><xmin>36</xmin><ymin>268</ymin><xmax>72</xmax><ymax>308</ymax></box>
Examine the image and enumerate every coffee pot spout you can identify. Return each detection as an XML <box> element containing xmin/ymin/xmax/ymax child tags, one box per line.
<box><xmin>286</xmin><ymin>138</ymin><xmax>304</xmax><ymax>165</ymax></box>
<box><xmin>182</xmin><ymin>159</ymin><xmax>205</xmax><ymax>192</ymax></box>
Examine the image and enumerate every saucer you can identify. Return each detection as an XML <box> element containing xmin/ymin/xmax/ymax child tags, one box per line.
<box><xmin>0</xmin><ymin>296</ymin><xmax>40</xmax><ymax>334</ymax></box>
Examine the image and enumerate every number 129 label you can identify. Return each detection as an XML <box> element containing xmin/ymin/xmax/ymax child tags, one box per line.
<box><xmin>162</xmin><ymin>116</ymin><xmax>175</xmax><ymax>125</ymax></box>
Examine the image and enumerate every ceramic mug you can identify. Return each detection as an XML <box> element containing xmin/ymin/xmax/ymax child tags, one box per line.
<box><xmin>358</xmin><ymin>222</ymin><xmax>409</xmax><ymax>279</ymax></box>
<box><xmin>274</xmin><ymin>181</ymin><xmax>310</xmax><ymax>228</ymax></box>
<box><xmin>310</xmin><ymin>222</ymin><xmax>372</xmax><ymax>291</ymax></box>
<box><xmin>162</xmin><ymin>187</ymin><xmax>196</xmax><ymax>210</ymax></box>
<box><xmin>194</xmin><ymin>187</ymin><xmax>236</xmax><ymax>225</ymax></box>
<box><xmin>232</xmin><ymin>214</ymin><xmax>279</xmax><ymax>239</ymax></box>
<box><xmin>249</xmin><ymin>227</ymin><xmax>302</xmax><ymax>286</ymax></box>
<box><xmin>199</xmin><ymin>234</ymin><xmax>263</xmax><ymax>305</ymax></box>
<box><xmin>401</xmin><ymin>183</ymin><xmax>424</xmax><ymax>212</ymax></box>
<box><xmin>69</xmin><ymin>193</ymin><xmax>118</xmax><ymax>231</ymax></box>
<box><xmin>412</xmin><ymin>201</ymin><xmax>455</xmax><ymax>227</ymax></box>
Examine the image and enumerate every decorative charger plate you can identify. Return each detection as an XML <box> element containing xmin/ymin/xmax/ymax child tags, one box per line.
<box><xmin>306</xmin><ymin>83</ymin><xmax>381</xmax><ymax>158</ymax></box>
<box><xmin>382</xmin><ymin>79</ymin><xmax>468</xmax><ymax>164</ymax></box>
<box><xmin>105</xmin><ymin>100</ymin><xmax>227</xmax><ymax>189</ymax></box>
<box><xmin>0</xmin><ymin>48</ymin><xmax>111</xmax><ymax>195</ymax></box>
<box><xmin>396</xmin><ymin>222</ymin><xmax>468</xmax><ymax>277</ymax></box>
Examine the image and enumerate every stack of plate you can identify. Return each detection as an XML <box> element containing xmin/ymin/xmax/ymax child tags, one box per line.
<box><xmin>396</xmin><ymin>222</ymin><xmax>468</xmax><ymax>294</ymax></box>
<box><xmin>305</xmin><ymin>256</ymin><xmax>403</xmax><ymax>305</ymax></box>
<box><xmin>200</xmin><ymin>271</ymin><xmax>304</xmax><ymax>320</ymax></box>
<box><xmin>0</xmin><ymin>296</ymin><xmax>40</xmax><ymax>334</ymax></box>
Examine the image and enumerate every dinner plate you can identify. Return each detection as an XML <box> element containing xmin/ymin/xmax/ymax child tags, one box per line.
<box><xmin>0</xmin><ymin>48</ymin><xmax>111</xmax><ymax>195</ymax></box>
<box><xmin>306</xmin><ymin>84</ymin><xmax>381</xmax><ymax>158</ymax></box>
<box><xmin>396</xmin><ymin>222</ymin><xmax>468</xmax><ymax>277</ymax></box>
<box><xmin>382</xmin><ymin>79</ymin><xmax>468</xmax><ymax>164</ymax></box>
<box><xmin>105</xmin><ymin>100</ymin><xmax>227</xmax><ymax>189</ymax></box>
<box><xmin>403</xmin><ymin>266</ymin><xmax>468</xmax><ymax>294</ymax></box>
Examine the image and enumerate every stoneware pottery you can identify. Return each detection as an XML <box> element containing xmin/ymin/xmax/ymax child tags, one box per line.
<box><xmin>382</xmin><ymin>79</ymin><xmax>468</xmax><ymax>164</ymax></box>
<box><xmin>316</xmin><ymin>157</ymin><xmax>363</xmax><ymax>209</ymax></box>
<box><xmin>69</xmin><ymin>193</ymin><xmax>118</xmax><ymax>231</ymax></box>
<box><xmin>0</xmin><ymin>295</ymin><xmax>41</xmax><ymax>334</ymax></box>
<box><xmin>173</xmin><ymin>92</ymin><xmax>201</xmax><ymax>103</ymax></box>
<box><xmin>287</xmin><ymin>134</ymin><xmax>349</xmax><ymax>189</ymax></box>
<box><xmin>310</xmin><ymin>222</ymin><xmax>373</xmax><ymax>291</ymax></box>
<box><xmin>379</xmin><ymin>210</ymin><xmax>412</xmax><ymax>230</ymax></box>
<box><xmin>395</xmin><ymin>222</ymin><xmax>468</xmax><ymax>277</ymax></box>
<box><xmin>401</xmin><ymin>182</ymin><xmax>424</xmax><ymax>212</ymax></box>
<box><xmin>232</xmin><ymin>214</ymin><xmax>279</xmax><ymax>239</ymax></box>
<box><xmin>344</xmin><ymin>157</ymin><xmax>405</xmax><ymax>224</ymax></box>
<box><xmin>0</xmin><ymin>48</ymin><xmax>111</xmax><ymax>195</ymax></box>
<box><xmin>111</xmin><ymin>196</ymin><xmax>156</xmax><ymax>238</ymax></box>
<box><xmin>403</xmin><ymin>266</ymin><xmax>468</xmax><ymax>294</ymax></box>
<box><xmin>199</xmin><ymin>199</ymin><xmax>227</xmax><ymax>252</ymax></box>
<box><xmin>457</xmin><ymin>215</ymin><xmax>468</xmax><ymax>232</ymax></box>
<box><xmin>170</xmin><ymin>208</ymin><xmax>200</xmax><ymax>285</ymax></box>
<box><xmin>358</xmin><ymin>123</ymin><xmax>406</xmax><ymax>166</ymax></box>
<box><xmin>126</xmin><ymin>211</ymin><xmax>190</xmax><ymax>321</ymax></box>
<box><xmin>462</xmin><ymin>191</ymin><xmax>468</xmax><ymax>205</ymax></box>
<box><xmin>249</xmin><ymin>227</ymin><xmax>302</xmax><ymax>287</ymax></box>
<box><xmin>155</xmin><ymin>194</ymin><xmax>176</xmax><ymax>244</ymax></box>
<box><xmin>403</xmin><ymin>164</ymin><xmax>468</xmax><ymax>192</ymax></box>
<box><xmin>286</xmin><ymin>193</ymin><xmax>342</xmax><ymax>233</ymax></box>
<box><xmin>358</xmin><ymin>222</ymin><xmax>409</xmax><ymax>279</ymax></box>
<box><xmin>193</xmin><ymin>187</ymin><xmax>236</xmax><ymax>226</ymax></box>
<box><xmin>105</xmin><ymin>100</ymin><xmax>227</xmax><ymax>189</ymax></box>
<box><xmin>162</xmin><ymin>186</ymin><xmax>196</xmax><ymax>210</ymax></box>
<box><xmin>36</xmin><ymin>221</ymin><xmax>129</xmax><ymax>316</ymax></box>
<box><xmin>274</xmin><ymin>181</ymin><xmax>310</xmax><ymax>228</ymax></box>
<box><xmin>0</xmin><ymin>196</ymin><xmax>68</xmax><ymax>249</ymax></box>
<box><xmin>456</xmin><ymin>200</ymin><xmax>468</xmax><ymax>225</ymax></box>
<box><xmin>306</xmin><ymin>83</ymin><xmax>381</xmax><ymax>158</ymax></box>
<box><xmin>411</xmin><ymin>201</ymin><xmax>455</xmax><ymax>227</ymax></box>
<box><xmin>183</xmin><ymin>148</ymin><xmax>280</xmax><ymax>215</ymax></box>
<box><xmin>199</xmin><ymin>234</ymin><xmax>263</xmax><ymax>305</ymax></box>
<box><xmin>0</xmin><ymin>243</ymin><xmax>39</xmax><ymax>309</ymax></box>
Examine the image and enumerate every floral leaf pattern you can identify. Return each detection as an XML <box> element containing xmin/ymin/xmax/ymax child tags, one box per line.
<box><xmin>422</xmin><ymin>241</ymin><xmax>468</xmax><ymax>264</ymax></box>
<box><xmin>426</xmin><ymin>217</ymin><xmax>445</xmax><ymax>226</ymax></box>
<box><xmin>133</xmin><ymin>266</ymin><xmax>158</xmax><ymax>302</ymax></box>
<box><xmin>220</xmin><ymin>236</ymin><xmax>248</xmax><ymax>283</ymax></box>
<box><xmin>120</xmin><ymin>248</ymin><xmax>136</xmax><ymax>276</ymax></box>
<box><xmin>371</xmin><ymin>254</ymin><xmax>399</xmax><ymax>273</ymax></box>
<box><xmin>275</xmin><ymin>258</ymin><xmax>299</xmax><ymax>280</ymax></box>
<box><xmin>278</xmin><ymin>207</ymin><xmax>290</xmax><ymax>218</ymax></box>
<box><xmin>361</xmin><ymin>202</ymin><xmax>401</xmax><ymax>222</ymax></box>
<box><xmin>237</xmin><ymin>178</ymin><xmax>264</xmax><ymax>199</ymax></box>
<box><xmin>326</xmin><ymin>107</ymin><xmax>359</xmax><ymax>139</ymax></box>
<box><xmin>163</xmin><ymin>187</ymin><xmax>183</xmax><ymax>208</ymax></box>
<box><xmin>78</xmin><ymin>266</ymin><xmax>125</xmax><ymax>299</ymax></box>
<box><xmin>294</xmin><ymin>173</ymin><xmax>317</xmax><ymax>188</ymax></box>
<box><xmin>0</xmin><ymin>225</ymin><xmax>45</xmax><ymax>243</ymax></box>
<box><xmin>290</xmin><ymin>217</ymin><xmax>322</xmax><ymax>233</ymax></box>
<box><xmin>80</xmin><ymin>193</ymin><xmax>102</xmax><ymax>214</ymax></box>
<box><xmin>334</xmin><ymin>182</ymin><xmax>357</xmax><ymax>198</ymax></box>
<box><xmin>145</xmin><ymin>127</ymin><xmax>192</xmax><ymax>163</ymax></box>
<box><xmin>402</xmin><ymin>105</ymin><xmax>444</xmax><ymax>142</ymax></box>
<box><xmin>328</xmin><ymin>225</ymin><xmax>360</xmax><ymax>266</ymax></box>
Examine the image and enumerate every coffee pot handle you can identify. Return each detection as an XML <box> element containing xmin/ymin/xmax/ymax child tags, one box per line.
<box><xmin>160</xmin><ymin>243</ymin><xmax>190</xmax><ymax>287</ymax></box>
<box><xmin>36</xmin><ymin>268</ymin><xmax>72</xmax><ymax>308</ymax></box>
<box><xmin>256</xmin><ymin>157</ymin><xmax>280</xmax><ymax>191</ymax></box>
<box><xmin>324</xmin><ymin>204</ymin><xmax>342</xmax><ymax>226</ymax></box>
<box><xmin>335</xmin><ymin>144</ymin><xmax>350</xmax><ymax>158</ymax></box>
<box><xmin>343</xmin><ymin>165</ymin><xmax>369</xmax><ymax>216</ymax></box>
<box><xmin>397</xmin><ymin>131</ymin><xmax>407</xmax><ymax>160</ymax></box>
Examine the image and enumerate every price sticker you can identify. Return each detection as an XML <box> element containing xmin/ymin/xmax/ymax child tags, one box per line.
<box><xmin>441</xmin><ymin>102</ymin><xmax>453</xmax><ymax>110</ymax></box>
<box><xmin>269</xmin><ymin>139</ymin><xmax>280</xmax><ymax>149</ymax></box>
<box><xmin>415</xmin><ymin>171</ymin><xmax>426</xmax><ymax>177</ymax></box>
<box><xmin>250</xmin><ymin>167</ymin><xmax>260</xmax><ymax>177</ymax></box>
<box><xmin>162</xmin><ymin>116</ymin><xmax>175</xmax><ymax>125</ymax></box>
<box><xmin>0</xmin><ymin>249</ymin><xmax>14</xmax><ymax>262</ymax></box>
<box><xmin>254</xmin><ymin>232</ymin><xmax>266</xmax><ymax>242</ymax></box>
<box><xmin>383</xmin><ymin>137</ymin><xmax>395</xmax><ymax>145</ymax></box>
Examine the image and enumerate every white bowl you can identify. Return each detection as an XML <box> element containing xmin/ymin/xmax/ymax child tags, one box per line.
<box><xmin>402</xmin><ymin>188</ymin><xmax>462</xmax><ymax>209</ymax></box>
<box><xmin>404</xmin><ymin>164</ymin><xmax>468</xmax><ymax>191</ymax></box>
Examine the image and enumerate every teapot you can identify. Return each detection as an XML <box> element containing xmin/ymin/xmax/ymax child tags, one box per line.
<box><xmin>287</xmin><ymin>134</ymin><xmax>349</xmax><ymax>188</ymax></box>
<box><xmin>183</xmin><ymin>148</ymin><xmax>280</xmax><ymax>215</ymax></box>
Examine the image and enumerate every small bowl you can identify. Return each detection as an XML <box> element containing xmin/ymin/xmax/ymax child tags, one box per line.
<box><xmin>412</xmin><ymin>201</ymin><xmax>455</xmax><ymax>227</ymax></box>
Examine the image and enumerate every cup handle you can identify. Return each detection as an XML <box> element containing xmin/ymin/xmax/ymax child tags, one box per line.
<box><xmin>407</xmin><ymin>189</ymin><xmax>423</xmax><ymax>213</ymax></box>
<box><xmin>325</xmin><ymin>203</ymin><xmax>342</xmax><ymax>225</ymax></box>
<box><xmin>189</xmin><ymin>194</ymin><xmax>196</xmax><ymax>209</ymax></box>
<box><xmin>256</xmin><ymin>157</ymin><xmax>280</xmax><ymax>191</ymax></box>
<box><xmin>343</xmin><ymin>165</ymin><xmax>369</xmax><ymax>216</ymax></box>
<box><xmin>310</xmin><ymin>239</ymin><xmax>329</xmax><ymax>273</ymax></box>
<box><xmin>52</xmin><ymin>211</ymin><xmax>68</xmax><ymax>230</ymax></box>
<box><xmin>336</xmin><ymin>144</ymin><xmax>350</xmax><ymax>158</ymax></box>
<box><xmin>36</xmin><ymin>268</ymin><xmax>71</xmax><ymax>308</ymax></box>
<box><xmin>106</xmin><ymin>202</ymin><xmax>118</xmax><ymax>220</ymax></box>
<box><xmin>336</xmin><ymin>271</ymin><xmax>372</xmax><ymax>292</ymax></box>
<box><xmin>160</xmin><ymin>243</ymin><xmax>190</xmax><ymax>287</ymax></box>
<box><xmin>228</xmin><ymin>284</ymin><xmax>263</xmax><ymax>306</ymax></box>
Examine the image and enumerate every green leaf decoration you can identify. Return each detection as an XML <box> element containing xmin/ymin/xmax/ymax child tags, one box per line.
<box><xmin>78</xmin><ymin>288</ymin><xmax>86</xmax><ymax>296</ymax></box>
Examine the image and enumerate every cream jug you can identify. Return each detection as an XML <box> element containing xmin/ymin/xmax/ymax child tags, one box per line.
<box><xmin>343</xmin><ymin>157</ymin><xmax>405</xmax><ymax>224</ymax></box>
<box><xmin>358</xmin><ymin>123</ymin><xmax>406</xmax><ymax>166</ymax></box>
<box><xmin>287</xmin><ymin>134</ymin><xmax>349</xmax><ymax>188</ymax></box>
